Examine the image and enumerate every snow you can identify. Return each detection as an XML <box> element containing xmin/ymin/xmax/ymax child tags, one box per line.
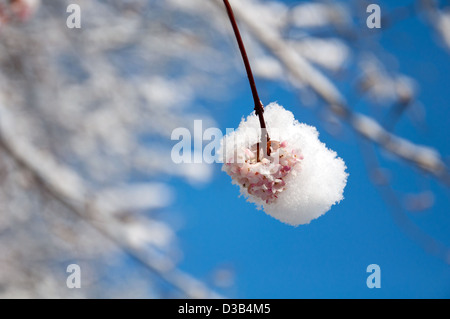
<box><xmin>220</xmin><ymin>103</ymin><xmax>348</xmax><ymax>225</ymax></box>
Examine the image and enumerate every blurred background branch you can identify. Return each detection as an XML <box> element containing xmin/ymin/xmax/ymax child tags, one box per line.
<box><xmin>0</xmin><ymin>102</ymin><xmax>221</xmax><ymax>298</ymax></box>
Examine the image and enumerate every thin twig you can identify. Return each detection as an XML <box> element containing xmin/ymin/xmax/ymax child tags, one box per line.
<box><xmin>223</xmin><ymin>0</ymin><xmax>270</xmax><ymax>158</ymax></box>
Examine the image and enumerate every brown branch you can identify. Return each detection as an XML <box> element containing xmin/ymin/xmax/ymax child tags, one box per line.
<box><xmin>223</xmin><ymin>0</ymin><xmax>270</xmax><ymax>158</ymax></box>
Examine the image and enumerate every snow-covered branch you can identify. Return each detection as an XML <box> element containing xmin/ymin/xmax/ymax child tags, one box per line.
<box><xmin>0</xmin><ymin>102</ymin><xmax>221</xmax><ymax>298</ymax></box>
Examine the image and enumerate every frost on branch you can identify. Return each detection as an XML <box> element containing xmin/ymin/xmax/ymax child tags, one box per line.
<box><xmin>220</xmin><ymin>103</ymin><xmax>348</xmax><ymax>226</ymax></box>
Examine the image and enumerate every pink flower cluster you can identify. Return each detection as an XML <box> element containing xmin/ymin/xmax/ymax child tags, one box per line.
<box><xmin>224</xmin><ymin>141</ymin><xmax>303</xmax><ymax>204</ymax></box>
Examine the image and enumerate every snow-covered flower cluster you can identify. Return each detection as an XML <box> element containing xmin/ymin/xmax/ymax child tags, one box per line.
<box><xmin>220</xmin><ymin>103</ymin><xmax>348</xmax><ymax>226</ymax></box>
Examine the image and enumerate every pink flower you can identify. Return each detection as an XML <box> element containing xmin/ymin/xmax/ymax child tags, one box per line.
<box><xmin>223</xmin><ymin>140</ymin><xmax>302</xmax><ymax>204</ymax></box>
<box><xmin>220</xmin><ymin>103</ymin><xmax>348</xmax><ymax>226</ymax></box>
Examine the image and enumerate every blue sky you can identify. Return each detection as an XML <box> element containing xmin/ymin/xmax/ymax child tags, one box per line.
<box><xmin>170</xmin><ymin>0</ymin><xmax>450</xmax><ymax>298</ymax></box>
